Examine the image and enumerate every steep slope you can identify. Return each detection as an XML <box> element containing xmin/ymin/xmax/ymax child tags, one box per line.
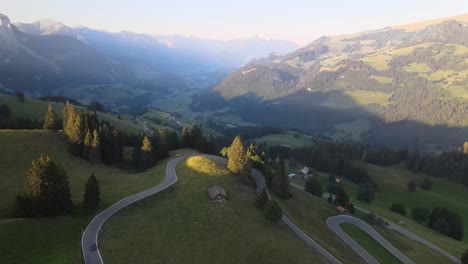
<box><xmin>200</xmin><ymin>14</ymin><xmax>468</xmax><ymax>149</ymax></box>
<box><xmin>13</xmin><ymin>18</ymin><xmax>298</xmax><ymax>73</ymax></box>
<box><xmin>0</xmin><ymin>14</ymin><xmax>135</xmax><ymax>95</ymax></box>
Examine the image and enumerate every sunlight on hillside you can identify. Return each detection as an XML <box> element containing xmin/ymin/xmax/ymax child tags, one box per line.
<box><xmin>361</xmin><ymin>54</ymin><xmax>392</xmax><ymax>70</ymax></box>
<box><xmin>345</xmin><ymin>90</ymin><xmax>392</xmax><ymax>106</ymax></box>
<box><xmin>185</xmin><ymin>156</ymin><xmax>230</xmax><ymax>177</ymax></box>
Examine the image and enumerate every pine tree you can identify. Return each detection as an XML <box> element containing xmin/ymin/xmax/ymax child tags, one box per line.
<box><xmin>181</xmin><ymin>127</ymin><xmax>191</xmax><ymax>148</ymax></box>
<box><xmin>461</xmin><ymin>249</ymin><xmax>468</xmax><ymax>264</ymax></box>
<box><xmin>153</xmin><ymin>128</ymin><xmax>168</xmax><ymax>161</ymax></box>
<box><xmin>84</xmin><ymin>129</ymin><xmax>93</xmax><ymax>147</ymax></box>
<box><xmin>271</xmin><ymin>156</ymin><xmax>289</xmax><ymax>199</ymax></box>
<box><xmin>62</xmin><ymin>101</ymin><xmax>70</xmax><ymax>130</ymax></box>
<box><xmin>89</xmin><ymin>129</ymin><xmax>101</xmax><ymax>163</ymax></box>
<box><xmin>166</xmin><ymin>130</ymin><xmax>179</xmax><ymax>150</ymax></box>
<box><xmin>83</xmin><ymin>172</ymin><xmax>100</xmax><ymax>212</ymax></box>
<box><xmin>141</xmin><ymin>135</ymin><xmax>152</xmax><ymax>152</ymax></box>
<box><xmin>43</xmin><ymin>104</ymin><xmax>58</xmax><ymax>130</ymax></box>
<box><xmin>305</xmin><ymin>177</ymin><xmax>323</xmax><ymax>197</ymax></box>
<box><xmin>70</xmin><ymin>114</ymin><xmax>84</xmax><ymax>143</ymax></box>
<box><xmin>138</xmin><ymin>135</ymin><xmax>153</xmax><ymax>170</ymax></box>
<box><xmin>190</xmin><ymin>125</ymin><xmax>204</xmax><ymax>151</ymax></box>
<box><xmin>254</xmin><ymin>189</ymin><xmax>268</xmax><ymax>209</ymax></box>
<box><xmin>263</xmin><ymin>200</ymin><xmax>282</xmax><ymax>223</ymax></box>
<box><xmin>227</xmin><ymin>135</ymin><xmax>247</xmax><ymax>174</ymax></box>
<box><xmin>17</xmin><ymin>155</ymin><xmax>72</xmax><ymax>217</ymax></box>
<box><xmin>112</xmin><ymin>129</ymin><xmax>123</xmax><ymax>163</ymax></box>
<box><xmin>464</xmin><ymin>142</ymin><xmax>468</xmax><ymax>154</ymax></box>
<box><xmin>64</xmin><ymin>102</ymin><xmax>77</xmax><ymax>138</ymax></box>
<box><xmin>82</xmin><ymin>129</ymin><xmax>93</xmax><ymax>159</ymax></box>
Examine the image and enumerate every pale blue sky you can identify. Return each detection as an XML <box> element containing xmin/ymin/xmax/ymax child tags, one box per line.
<box><xmin>2</xmin><ymin>0</ymin><xmax>467</xmax><ymax>45</ymax></box>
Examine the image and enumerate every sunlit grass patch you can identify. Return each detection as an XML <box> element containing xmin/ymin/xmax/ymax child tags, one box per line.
<box><xmin>403</xmin><ymin>62</ymin><xmax>431</xmax><ymax>73</ymax></box>
<box><xmin>345</xmin><ymin>90</ymin><xmax>392</xmax><ymax>105</ymax></box>
<box><xmin>362</xmin><ymin>54</ymin><xmax>392</xmax><ymax>70</ymax></box>
<box><xmin>186</xmin><ymin>156</ymin><xmax>230</xmax><ymax>177</ymax></box>
<box><xmin>369</xmin><ymin>75</ymin><xmax>393</xmax><ymax>84</ymax></box>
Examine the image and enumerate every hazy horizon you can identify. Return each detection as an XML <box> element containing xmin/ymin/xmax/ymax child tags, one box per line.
<box><xmin>2</xmin><ymin>0</ymin><xmax>468</xmax><ymax>45</ymax></box>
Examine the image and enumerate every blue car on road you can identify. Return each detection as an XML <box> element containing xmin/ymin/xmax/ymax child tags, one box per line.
<box><xmin>90</xmin><ymin>243</ymin><xmax>97</xmax><ymax>251</ymax></box>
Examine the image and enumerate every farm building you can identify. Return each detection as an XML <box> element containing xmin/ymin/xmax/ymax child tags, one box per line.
<box><xmin>336</xmin><ymin>206</ymin><xmax>347</xmax><ymax>213</ymax></box>
<box><xmin>208</xmin><ymin>185</ymin><xmax>227</xmax><ymax>201</ymax></box>
<box><xmin>288</xmin><ymin>166</ymin><xmax>314</xmax><ymax>180</ymax></box>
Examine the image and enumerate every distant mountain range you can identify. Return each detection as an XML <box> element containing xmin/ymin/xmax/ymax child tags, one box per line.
<box><xmin>0</xmin><ymin>13</ymin><xmax>297</xmax><ymax>97</ymax></box>
<box><xmin>194</xmin><ymin>14</ymin><xmax>468</xmax><ymax>149</ymax></box>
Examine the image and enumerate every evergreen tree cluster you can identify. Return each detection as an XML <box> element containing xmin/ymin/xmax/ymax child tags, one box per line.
<box><xmin>406</xmin><ymin>147</ymin><xmax>468</xmax><ymax>187</ymax></box>
<box><xmin>15</xmin><ymin>155</ymin><xmax>72</xmax><ymax>217</ymax></box>
<box><xmin>62</xmin><ymin>102</ymin><xmax>125</xmax><ymax>165</ymax></box>
<box><xmin>181</xmin><ymin>125</ymin><xmax>214</xmax><ymax>153</ymax></box>
<box><xmin>390</xmin><ymin>203</ymin><xmax>407</xmax><ymax>216</ymax></box>
<box><xmin>133</xmin><ymin>126</ymin><xmax>188</xmax><ymax>171</ymax></box>
<box><xmin>292</xmin><ymin>142</ymin><xmax>375</xmax><ymax>186</ymax></box>
<box><xmin>263</xmin><ymin>200</ymin><xmax>282</xmax><ymax>223</ymax></box>
<box><xmin>304</xmin><ymin>177</ymin><xmax>323</xmax><ymax>197</ymax></box>
<box><xmin>428</xmin><ymin>207</ymin><xmax>464</xmax><ymax>241</ymax></box>
<box><xmin>261</xmin><ymin>156</ymin><xmax>290</xmax><ymax>199</ymax></box>
<box><xmin>461</xmin><ymin>249</ymin><xmax>468</xmax><ymax>264</ymax></box>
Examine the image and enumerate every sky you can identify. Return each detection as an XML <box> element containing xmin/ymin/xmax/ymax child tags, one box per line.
<box><xmin>2</xmin><ymin>0</ymin><xmax>467</xmax><ymax>45</ymax></box>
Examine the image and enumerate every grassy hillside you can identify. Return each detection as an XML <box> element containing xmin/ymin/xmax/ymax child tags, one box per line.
<box><xmin>294</xmin><ymin>162</ymin><xmax>468</xmax><ymax>258</ymax></box>
<box><xmin>100</xmin><ymin>156</ymin><xmax>327</xmax><ymax>263</ymax></box>
<box><xmin>288</xmin><ymin>178</ymin><xmax>451</xmax><ymax>264</ymax></box>
<box><xmin>0</xmin><ymin>130</ymin><xmax>191</xmax><ymax>263</ymax></box>
<box><xmin>252</xmin><ymin>131</ymin><xmax>315</xmax><ymax>147</ymax></box>
<box><xmin>340</xmin><ymin>222</ymin><xmax>401</xmax><ymax>264</ymax></box>
<box><xmin>0</xmin><ymin>95</ymin><xmax>143</xmax><ymax>134</ymax></box>
<box><xmin>204</xmin><ymin>16</ymin><xmax>468</xmax><ymax>149</ymax></box>
<box><xmin>274</xmin><ymin>188</ymin><xmax>364</xmax><ymax>264</ymax></box>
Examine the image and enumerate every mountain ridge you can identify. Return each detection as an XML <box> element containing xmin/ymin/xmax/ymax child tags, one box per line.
<box><xmin>195</xmin><ymin>14</ymin><xmax>468</xmax><ymax>149</ymax></box>
<box><xmin>12</xmin><ymin>16</ymin><xmax>298</xmax><ymax>72</ymax></box>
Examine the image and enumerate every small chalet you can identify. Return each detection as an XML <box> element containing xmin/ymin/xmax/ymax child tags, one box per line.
<box><xmin>288</xmin><ymin>166</ymin><xmax>314</xmax><ymax>180</ymax></box>
<box><xmin>208</xmin><ymin>185</ymin><xmax>227</xmax><ymax>202</ymax></box>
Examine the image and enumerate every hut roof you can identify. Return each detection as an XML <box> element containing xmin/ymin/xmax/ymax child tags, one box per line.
<box><xmin>208</xmin><ymin>185</ymin><xmax>227</xmax><ymax>199</ymax></box>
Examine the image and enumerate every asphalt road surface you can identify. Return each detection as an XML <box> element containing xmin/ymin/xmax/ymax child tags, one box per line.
<box><xmin>290</xmin><ymin>182</ymin><xmax>460</xmax><ymax>264</ymax></box>
<box><xmin>327</xmin><ymin>215</ymin><xmax>415</xmax><ymax>264</ymax></box>
<box><xmin>81</xmin><ymin>155</ymin><xmax>345</xmax><ymax>264</ymax></box>
<box><xmin>81</xmin><ymin>155</ymin><xmax>188</xmax><ymax>264</ymax></box>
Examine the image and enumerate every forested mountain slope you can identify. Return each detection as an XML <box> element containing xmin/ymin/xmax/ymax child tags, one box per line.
<box><xmin>194</xmin><ymin>14</ymin><xmax>468</xmax><ymax>149</ymax></box>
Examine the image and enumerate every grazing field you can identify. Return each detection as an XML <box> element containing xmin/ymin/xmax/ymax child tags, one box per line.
<box><xmin>100</xmin><ymin>156</ymin><xmax>327</xmax><ymax>264</ymax></box>
<box><xmin>295</xmin><ymin>162</ymin><xmax>468</xmax><ymax>257</ymax></box>
<box><xmin>369</xmin><ymin>75</ymin><xmax>393</xmax><ymax>84</ymax></box>
<box><xmin>403</xmin><ymin>62</ymin><xmax>431</xmax><ymax>73</ymax></box>
<box><xmin>253</xmin><ymin>131</ymin><xmax>315</xmax><ymax>147</ymax></box>
<box><xmin>361</xmin><ymin>54</ymin><xmax>392</xmax><ymax>70</ymax></box>
<box><xmin>344</xmin><ymin>90</ymin><xmax>392</xmax><ymax>106</ymax></box>
<box><xmin>274</xmin><ymin>188</ymin><xmax>364</xmax><ymax>264</ymax></box>
<box><xmin>0</xmin><ymin>130</ymin><xmax>189</xmax><ymax>264</ymax></box>
<box><xmin>340</xmin><ymin>222</ymin><xmax>402</xmax><ymax>264</ymax></box>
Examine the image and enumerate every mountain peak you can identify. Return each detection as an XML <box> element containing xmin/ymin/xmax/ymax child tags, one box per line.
<box><xmin>0</xmin><ymin>13</ymin><xmax>11</xmax><ymax>29</ymax></box>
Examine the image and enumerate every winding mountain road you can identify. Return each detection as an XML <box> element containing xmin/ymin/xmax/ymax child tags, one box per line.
<box><xmin>81</xmin><ymin>155</ymin><xmax>345</xmax><ymax>264</ymax></box>
<box><xmin>327</xmin><ymin>215</ymin><xmax>415</xmax><ymax>264</ymax></box>
<box><xmin>81</xmin><ymin>155</ymin><xmax>187</xmax><ymax>264</ymax></box>
<box><xmin>290</xmin><ymin>182</ymin><xmax>461</xmax><ymax>264</ymax></box>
